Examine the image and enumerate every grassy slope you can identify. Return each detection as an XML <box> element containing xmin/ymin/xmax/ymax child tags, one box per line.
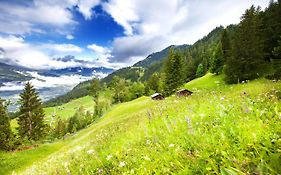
<box><xmin>44</xmin><ymin>95</ymin><xmax>95</xmax><ymax>119</ymax></box>
<box><xmin>1</xmin><ymin>74</ymin><xmax>280</xmax><ymax>175</ymax></box>
<box><xmin>10</xmin><ymin>96</ymin><xmax>95</xmax><ymax>130</ymax></box>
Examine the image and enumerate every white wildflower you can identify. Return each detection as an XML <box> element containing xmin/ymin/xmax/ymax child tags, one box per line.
<box><xmin>146</xmin><ymin>139</ymin><xmax>151</xmax><ymax>145</ymax></box>
<box><xmin>119</xmin><ymin>161</ymin><xmax>126</xmax><ymax>167</ymax></box>
<box><xmin>87</xmin><ymin>149</ymin><xmax>94</xmax><ymax>155</ymax></box>
<box><xmin>106</xmin><ymin>155</ymin><xmax>112</xmax><ymax>160</ymax></box>
<box><xmin>169</xmin><ymin>144</ymin><xmax>175</xmax><ymax>148</ymax></box>
<box><xmin>143</xmin><ymin>155</ymin><xmax>151</xmax><ymax>161</ymax></box>
<box><xmin>199</xmin><ymin>113</ymin><xmax>206</xmax><ymax>117</ymax></box>
<box><xmin>97</xmin><ymin>168</ymin><xmax>103</xmax><ymax>174</ymax></box>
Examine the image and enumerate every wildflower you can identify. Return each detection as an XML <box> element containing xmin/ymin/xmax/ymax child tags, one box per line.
<box><xmin>119</xmin><ymin>161</ymin><xmax>126</xmax><ymax>167</ymax></box>
<box><xmin>243</xmin><ymin>104</ymin><xmax>250</xmax><ymax>113</ymax></box>
<box><xmin>143</xmin><ymin>155</ymin><xmax>151</xmax><ymax>161</ymax></box>
<box><xmin>97</xmin><ymin>168</ymin><xmax>103</xmax><ymax>174</ymax></box>
<box><xmin>146</xmin><ymin>139</ymin><xmax>151</xmax><ymax>145</ymax></box>
<box><xmin>169</xmin><ymin>144</ymin><xmax>175</xmax><ymax>148</ymax></box>
<box><xmin>106</xmin><ymin>155</ymin><xmax>112</xmax><ymax>160</ymax></box>
<box><xmin>199</xmin><ymin>113</ymin><xmax>206</xmax><ymax>117</ymax></box>
<box><xmin>87</xmin><ymin>149</ymin><xmax>94</xmax><ymax>155</ymax></box>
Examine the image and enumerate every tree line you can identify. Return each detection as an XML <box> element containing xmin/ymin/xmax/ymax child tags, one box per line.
<box><xmin>147</xmin><ymin>1</ymin><xmax>281</xmax><ymax>95</ymax></box>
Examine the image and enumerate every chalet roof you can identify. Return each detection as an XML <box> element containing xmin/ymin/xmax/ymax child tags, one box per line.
<box><xmin>151</xmin><ymin>93</ymin><xmax>163</xmax><ymax>98</ymax></box>
<box><xmin>177</xmin><ymin>89</ymin><xmax>193</xmax><ymax>93</ymax></box>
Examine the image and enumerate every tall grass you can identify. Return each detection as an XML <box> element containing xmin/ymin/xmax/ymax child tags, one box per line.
<box><xmin>1</xmin><ymin>75</ymin><xmax>280</xmax><ymax>175</ymax></box>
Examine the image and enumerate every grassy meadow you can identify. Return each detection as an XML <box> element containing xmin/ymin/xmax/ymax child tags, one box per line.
<box><xmin>1</xmin><ymin>74</ymin><xmax>280</xmax><ymax>174</ymax></box>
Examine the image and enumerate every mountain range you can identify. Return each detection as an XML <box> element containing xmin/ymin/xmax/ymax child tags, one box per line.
<box><xmin>0</xmin><ymin>62</ymin><xmax>114</xmax><ymax>85</ymax></box>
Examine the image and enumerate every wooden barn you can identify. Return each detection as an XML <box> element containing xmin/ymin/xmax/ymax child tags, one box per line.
<box><xmin>176</xmin><ymin>89</ymin><xmax>193</xmax><ymax>97</ymax></box>
<box><xmin>151</xmin><ymin>93</ymin><xmax>164</xmax><ymax>100</ymax></box>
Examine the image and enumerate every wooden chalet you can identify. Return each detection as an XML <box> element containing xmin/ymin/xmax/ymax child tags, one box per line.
<box><xmin>151</xmin><ymin>93</ymin><xmax>164</xmax><ymax>100</ymax></box>
<box><xmin>176</xmin><ymin>89</ymin><xmax>193</xmax><ymax>97</ymax></box>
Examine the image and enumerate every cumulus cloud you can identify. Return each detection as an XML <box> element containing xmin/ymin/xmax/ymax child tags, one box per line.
<box><xmin>102</xmin><ymin>0</ymin><xmax>269</xmax><ymax>64</ymax></box>
<box><xmin>77</xmin><ymin>0</ymin><xmax>100</xmax><ymax>20</ymax></box>
<box><xmin>0</xmin><ymin>35</ymin><xmax>88</xmax><ymax>69</ymax></box>
<box><xmin>86</xmin><ymin>43</ymin><xmax>128</xmax><ymax>69</ymax></box>
<box><xmin>44</xmin><ymin>43</ymin><xmax>83</xmax><ymax>53</ymax></box>
<box><xmin>0</xmin><ymin>0</ymin><xmax>78</xmax><ymax>35</ymax></box>
<box><xmin>0</xmin><ymin>0</ymin><xmax>103</xmax><ymax>35</ymax></box>
<box><xmin>66</xmin><ymin>34</ymin><xmax>74</xmax><ymax>40</ymax></box>
<box><xmin>0</xmin><ymin>0</ymin><xmax>270</xmax><ymax>68</ymax></box>
<box><xmin>87</xmin><ymin>44</ymin><xmax>111</xmax><ymax>59</ymax></box>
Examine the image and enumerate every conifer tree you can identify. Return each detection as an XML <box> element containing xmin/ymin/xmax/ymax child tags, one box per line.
<box><xmin>88</xmin><ymin>78</ymin><xmax>101</xmax><ymax>99</ymax></box>
<box><xmin>263</xmin><ymin>1</ymin><xmax>281</xmax><ymax>61</ymax></box>
<box><xmin>221</xmin><ymin>29</ymin><xmax>231</xmax><ymax>61</ymax></box>
<box><xmin>146</xmin><ymin>73</ymin><xmax>160</xmax><ymax>94</ymax></box>
<box><xmin>195</xmin><ymin>63</ymin><xmax>204</xmax><ymax>77</ymax></box>
<box><xmin>225</xmin><ymin>6</ymin><xmax>270</xmax><ymax>83</ymax></box>
<box><xmin>88</xmin><ymin>78</ymin><xmax>102</xmax><ymax>115</ymax></box>
<box><xmin>210</xmin><ymin>42</ymin><xmax>224</xmax><ymax>75</ymax></box>
<box><xmin>163</xmin><ymin>48</ymin><xmax>185</xmax><ymax>95</ymax></box>
<box><xmin>185</xmin><ymin>52</ymin><xmax>196</xmax><ymax>81</ymax></box>
<box><xmin>53</xmin><ymin>118</ymin><xmax>67</xmax><ymax>139</ymax></box>
<box><xmin>0</xmin><ymin>98</ymin><xmax>12</xmax><ymax>150</ymax></box>
<box><xmin>17</xmin><ymin>82</ymin><xmax>46</xmax><ymax>141</ymax></box>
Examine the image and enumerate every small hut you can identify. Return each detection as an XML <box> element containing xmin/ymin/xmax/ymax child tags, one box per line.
<box><xmin>176</xmin><ymin>89</ymin><xmax>193</xmax><ymax>97</ymax></box>
<box><xmin>151</xmin><ymin>93</ymin><xmax>164</xmax><ymax>100</ymax></box>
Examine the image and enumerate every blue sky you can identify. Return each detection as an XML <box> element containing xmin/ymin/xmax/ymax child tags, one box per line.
<box><xmin>0</xmin><ymin>0</ymin><xmax>270</xmax><ymax>70</ymax></box>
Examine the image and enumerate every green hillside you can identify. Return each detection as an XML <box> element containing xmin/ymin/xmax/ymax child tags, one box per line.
<box><xmin>1</xmin><ymin>74</ymin><xmax>280</xmax><ymax>174</ymax></box>
<box><xmin>44</xmin><ymin>96</ymin><xmax>95</xmax><ymax>120</ymax></box>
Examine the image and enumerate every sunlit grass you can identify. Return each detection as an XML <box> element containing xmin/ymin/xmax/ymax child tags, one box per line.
<box><xmin>2</xmin><ymin>74</ymin><xmax>280</xmax><ymax>175</ymax></box>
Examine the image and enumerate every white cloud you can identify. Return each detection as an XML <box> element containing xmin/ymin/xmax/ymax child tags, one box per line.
<box><xmin>0</xmin><ymin>35</ymin><xmax>87</xmax><ymax>69</ymax></box>
<box><xmin>77</xmin><ymin>0</ymin><xmax>100</xmax><ymax>20</ymax></box>
<box><xmin>86</xmin><ymin>43</ymin><xmax>128</xmax><ymax>69</ymax></box>
<box><xmin>44</xmin><ymin>43</ymin><xmax>83</xmax><ymax>53</ymax></box>
<box><xmin>87</xmin><ymin>44</ymin><xmax>111</xmax><ymax>59</ymax></box>
<box><xmin>66</xmin><ymin>34</ymin><xmax>74</xmax><ymax>40</ymax></box>
<box><xmin>0</xmin><ymin>72</ymin><xmax>92</xmax><ymax>91</ymax></box>
<box><xmin>103</xmin><ymin>0</ymin><xmax>139</xmax><ymax>35</ymax></box>
<box><xmin>102</xmin><ymin>0</ymin><xmax>270</xmax><ymax>65</ymax></box>
<box><xmin>0</xmin><ymin>0</ymin><xmax>271</xmax><ymax>68</ymax></box>
<box><xmin>0</xmin><ymin>0</ymin><xmax>78</xmax><ymax>35</ymax></box>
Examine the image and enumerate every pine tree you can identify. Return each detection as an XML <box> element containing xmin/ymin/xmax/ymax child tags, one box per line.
<box><xmin>88</xmin><ymin>78</ymin><xmax>102</xmax><ymax>116</ymax></box>
<box><xmin>68</xmin><ymin>114</ymin><xmax>78</xmax><ymax>133</ymax></box>
<box><xmin>225</xmin><ymin>6</ymin><xmax>270</xmax><ymax>83</ymax></box>
<box><xmin>0</xmin><ymin>98</ymin><xmax>12</xmax><ymax>150</ymax></box>
<box><xmin>163</xmin><ymin>48</ymin><xmax>185</xmax><ymax>96</ymax></box>
<box><xmin>17</xmin><ymin>82</ymin><xmax>46</xmax><ymax>141</ymax></box>
<box><xmin>221</xmin><ymin>29</ymin><xmax>231</xmax><ymax>61</ymax></box>
<box><xmin>263</xmin><ymin>1</ymin><xmax>281</xmax><ymax>61</ymax></box>
<box><xmin>185</xmin><ymin>52</ymin><xmax>196</xmax><ymax>81</ymax></box>
<box><xmin>88</xmin><ymin>78</ymin><xmax>101</xmax><ymax>99</ymax></box>
<box><xmin>210</xmin><ymin>42</ymin><xmax>224</xmax><ymax>75</ymax></box>
<box><xmin>146</xmin><ymin>73</ymin><xmax>160</xmax><ymax>94</ymax></box>
<box><xmin>108</xmin><ymin>76</ymin><xmax>129</xmax><ymax>103</ymax></box>
<box><xmin>53</xmin><ymin>118</ymin><xmax>67</xmax><ymax>139</ymax></box>
<box><xmin>195</xmin><ymin>63</ymin><xmax>204</xmax><ymax>77</ymax></box>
